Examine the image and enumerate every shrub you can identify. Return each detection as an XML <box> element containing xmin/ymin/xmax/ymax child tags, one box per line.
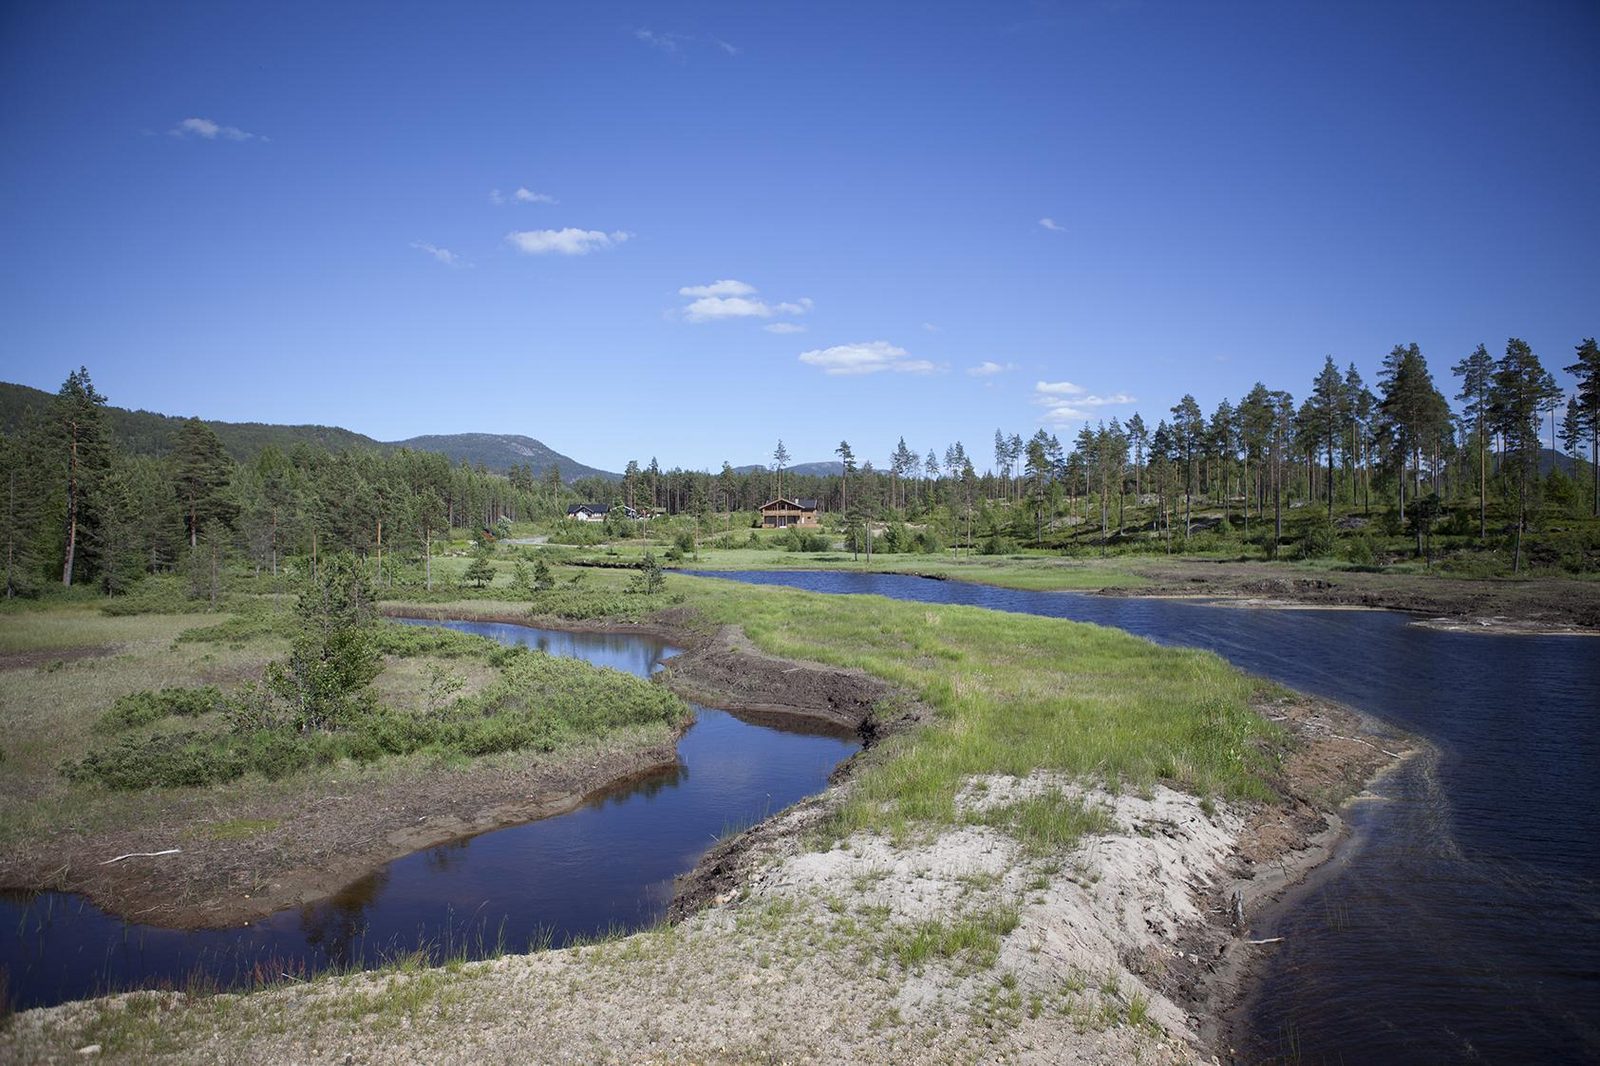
<box><xmin>95</xmin><ymin>686</ymin><xmax>227</xmax><ymax>733</ymax></box>
<box><xmin>1297</xmin><ymin>518</ymin><xmax>1336</xmax><ymax>559</ymax></box>
<box><xmin>63</xmin><ymin>732</ymin><xmax>247</xmax><ymax>790</ymax></box>
<box><xmin>1341</xmin><ymin>534</ymin><xmax>1377</xmax><ymax>567</ymax></box>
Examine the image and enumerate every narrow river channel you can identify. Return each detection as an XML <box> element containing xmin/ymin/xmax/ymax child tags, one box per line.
<box><xmin>0</xmin><ymin>619</ymin><xmax>858</xmax><ymax>1012</ymax></box>
<box><xmin>686</xmin><ymin>569</ymin><xmax>1600</xmax><ymax>1065</ymax></box>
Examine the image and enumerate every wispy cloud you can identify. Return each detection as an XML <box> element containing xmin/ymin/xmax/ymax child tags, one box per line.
<box><xmin>799</xmin><ymin>341</ymin><xmax>939</xmax><ymax>377</ymax></box>
<box><xmin>1033</xmin><ymin>380</ymin><xmax>1135</xmax><ymax>422</ymax></box>
<box><xmin>411</xmin><ymin>242</ymin><xmax>468</xmax><ymax>268</ymax></box>
<box><xmin>679</xmin><ymin>279</ymin><xmax>756</xmax><ymax>298</ymax></box>
<box><xmin>1038</xmin><ymin>217</ymin><xmax>1065</xmax><ymax>232</ymax></box>
<box><xmin>169</xmin><ymin>117</ymin><xmax>261</xmax><ymax>141</ymax></box>
<box><xmin>922</xmin><ymin>322</ymin><xmax>942</xmax><ymax>333</ymax></box>
<box><xmin>633</xmin><ymin>27</ymin><xmax>739</xmax><ymax>58</ymax></box>
<box><xmin>968</xmin><ymin>361</ymin><xmax>1017</xmax><ymax>377</ymax></box>
<box><xmin>634</xmin><ymin>27</ymin><xmax>686</xmax><ymax>53</ymax></box>
<box><xmin>678</xmin><ymin>280</ymin><xmax>811</xmax><ymax>323</ymax></box>
<box><xmin>490</xmin><ymin>187</ymin><xmax>557</xmax><ymax>206</ymax></box>
<box><xmin>506</xmin><ymin>228</ymin><xmax>631</xmax><ymax>256</ymax></box>
<box><xmin>764</xmin><ymin>322</ymin><xmax>807</xmax><ymax>334</ymax></box>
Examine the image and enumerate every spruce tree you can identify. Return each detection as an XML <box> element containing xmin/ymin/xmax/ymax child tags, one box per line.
<box><xmin>51</xmin><ymin>367</ymin><xmax>111</xmax><ymax>587</ymax></box>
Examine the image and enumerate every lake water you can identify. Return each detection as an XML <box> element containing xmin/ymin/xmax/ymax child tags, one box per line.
<box><xmin>685</xmin><ymin>569</ymin><xmax>1600</xmax><ymax>1065</ymax></box>
<box><xmin>0</xmin><ymin>619</ymin><xmax>858</xmax><ymax>1011</ymax></box>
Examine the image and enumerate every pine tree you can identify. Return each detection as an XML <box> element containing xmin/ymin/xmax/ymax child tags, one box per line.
<box><xmin>463</xmin><ymin>546</ymin><xmax>496</xmax><ymax>588</ymax></box>
<box><xmin>172</xmin><ymin>417</ymin><xmax>236</xmax><ymax>548</ymax></box>
<box><xmin>1</xmin><ymin>428</ymin><xmax>47</xmax><ymax>597</ymax></box>
<box><xmin>1310</xmin><ymin>356</ymin><xmax>1346</xmax><ymax>518</ymax></box>
<box><xmin>1491</xmin><ymin>338</ymin><xmax>1563</xmax><ymax>571</ymax></box>
<box><xmin>771</xmin><ymin>441</ymin><xmax>789</xmax><ymax>503</ymax></box>
<box><xmin>1377</xmin><ymin>343</ymin><xmax>1449</xmax><ymax>534</ymax></box>
<box><xmin>1169</xmin><ymin>395</ymin><xmax>1203</xmax><ymax>537</ymax></box>
<box><xmin>836</xmin><ymin>440</ymin><xmax>855</xmax><ymax>517</ymax></box>
<box><xmin>1564</xmin><ymin>338</ymin><xmax>1600</xmax><ymax>518</ymax></box>
<box><xmin>1453</xmin><ymin>343</ymin><xmax>1496</xmax><ymax>539</ymax></box>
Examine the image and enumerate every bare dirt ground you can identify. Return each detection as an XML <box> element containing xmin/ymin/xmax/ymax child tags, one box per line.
<box><xmin>0</xmin><ymin>732</ymin><xmax>683</xmax><ymax>929</ymax></box>
<box><xmin>1103</xmin><ymin>557</ymin><xmax>1600</xmax><ymax>633</ymax></box>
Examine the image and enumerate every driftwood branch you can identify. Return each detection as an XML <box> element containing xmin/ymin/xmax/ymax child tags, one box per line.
<box><xmin>99</xmin><ymin>848</ymin><xmax>181</xmax><ymax>865</ymax></box>
<box><xmin>1326</xmin><ymin>733</ymin><xmax>1404</xmax><ymax>759</ymax></box>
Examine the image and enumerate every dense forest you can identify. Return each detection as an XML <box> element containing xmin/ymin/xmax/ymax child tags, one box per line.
<box><xmin>4</xmin><ymin>336</ymin><xmax>1598</xmax><ymax>598</ymax></box>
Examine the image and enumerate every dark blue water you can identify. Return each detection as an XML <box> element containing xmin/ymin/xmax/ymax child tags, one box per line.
<box><xmin>686</xmin><ymin>570</ymin><xmax>1600</xmax><ymax>1065</ymax></box>
<box><xmin>0</xmin><ymin>621</ymin><xmax>857</xmax><ymax>1011</ymax></box>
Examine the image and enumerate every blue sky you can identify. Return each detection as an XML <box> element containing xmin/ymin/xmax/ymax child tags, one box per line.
<box><xmin>3</xmin><ymin>1</ymin><xmax>1597</xmax><ymax>473</ymax></box>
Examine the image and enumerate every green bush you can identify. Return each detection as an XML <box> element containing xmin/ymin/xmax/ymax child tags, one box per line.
<box><xmin>95</xmin><ymin>686</ymin><xmax>227</xmax><ymax>733</ymax></box>
<box><xmin>63</xmin><ymin>732</ymin><xmax>247</xmax><ymax>790</ymax></box>
<box><xmin>1297</xmin><ymin>518</ymin><xmax>1336</xmax><ymax>559</ymax></box>
<box><xmin>782</xmin><ymin>527</ymin><xmax>831</xmax><ymax>552</ymax></box>
<box><xmin>100</xmin><ymin>575</ymin><xmax>208</xmax><ymax>616</ymax></box>
<box><xmin>1341</xmin><ymin>533</ymin><xmax>1377</xmax><ymax>567</ymax></box>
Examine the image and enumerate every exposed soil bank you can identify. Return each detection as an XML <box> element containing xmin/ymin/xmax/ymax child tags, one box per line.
<box><xmin>1097</xmin><ymin>557</ymin><xmax>1600</xmax><ymax>634</ymax></box>
<box><xmin>0</xmin><ymin>612</ymin><xmax>890</xmax><ymax>931</ymax></box>
<box><xmin>0</xmin><ymin>732</ymin><xmax>682</xmax><ymax>930</ymax></box>
<box><xmin>667</xmin><ymin>675</ymin><xmax>1414</xmax><ymax>1062</ymax></box>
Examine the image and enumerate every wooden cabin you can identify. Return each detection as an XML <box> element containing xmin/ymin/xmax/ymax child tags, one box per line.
<box><xmin>759</xmin><ymin>497</ymin><xmax>819</xmax><ymax>528</ymax></box>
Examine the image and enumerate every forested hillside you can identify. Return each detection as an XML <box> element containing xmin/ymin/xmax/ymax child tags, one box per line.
<box><xmin>0</xmin><ymin>382</ymin><xmax>613</xmax><ymax>481</ymax></box>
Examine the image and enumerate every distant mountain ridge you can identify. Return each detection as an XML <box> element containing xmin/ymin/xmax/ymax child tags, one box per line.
<box><xmin>0</xmin><ymin>381</ymin><xmax>619</xmax><ymax>482</ymax></box>
<box><xmin>734</xmin><ymin>461</ymin><xmax>853</xmax><ymax>478</ymax></box>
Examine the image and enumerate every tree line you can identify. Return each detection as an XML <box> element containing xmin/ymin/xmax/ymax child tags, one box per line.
<box><xmin>1</xmin><ymin>368</ymin><xmax>570</xmax><ymax>598</ymax></box>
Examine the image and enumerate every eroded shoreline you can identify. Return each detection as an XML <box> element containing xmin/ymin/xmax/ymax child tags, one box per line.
<box><xmin>1</xmin><ymin>603</ymin><xmax>1412</xmax><ymax>1063</ymax></box>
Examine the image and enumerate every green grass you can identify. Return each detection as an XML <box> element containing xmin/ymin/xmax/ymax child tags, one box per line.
<box><xmin>971</xmin><ymin>790</ymin><xmax>1116</xmax><ymax>856</ymax></box>
<box><xmin>675</xmin><ymin>547</ymin><xmax>1150</xmax><ymax>591</ymax></box>
<box><xmin>202</xmin><ymin>817</ymin><xmax>279</xmax><ymax>841</ymax></box>
<box><xmin>399</xmin><ymin>564</ymin><xmax>1283</xmax><ymax>843</ymax></box>
<box><xmin>650</xmin><ymin>573</ymin><xmax>1279</xmax><ymax>844</ymax></box>
<box><xmin>886</xmin><ymin>906</ymin><xmax>1021</xmax><ymax>972</ymax></box>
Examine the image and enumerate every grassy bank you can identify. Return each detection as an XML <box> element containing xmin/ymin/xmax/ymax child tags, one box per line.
<box><xmin>0</xmin><ymin>597</ymin><xmax>687</xmax><ymax>863</ymax></box>
<box><xmin>391</xmin><ymin>566</ymin><xmax>1282</xmax><ymax>838</ymax></box>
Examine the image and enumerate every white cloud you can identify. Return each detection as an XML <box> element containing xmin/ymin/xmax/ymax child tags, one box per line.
<box><xmin>634</xmin><ymin>27</ymin><xmax>738</xmax><ymax>57</ymax></box>
<box><xmin>678</xmin><ymin>281</ymin><xmax>811</xmax><ymax>323</ymax></box>
<box><xmin>1038</xmin><ymin>217</ymin><xmax>1065</xmax><ymax>232</ymax></box>
<box><xmin>411</xmin><ymin>242</ymin><xmax>468</xmax><ymax>268</ymax></box>
<box><xmin>506</xmin><ymin>228</ymin><xmax>631</xmax><ymax>255</ymax></box>
<box><xmin>169</xmin><ymin>117</ymin><xmax>259</xmax><ymax>141</ymax></box>
<box><xmin>968</xmin><ymin>361</ymin><xmax>1016</xmax><ymax>377</ymax></box>
<box><xmin>922</xmin><ymin>322</ymin><xmax>941</xmax><ymax>333</ymax></box>
<box><xmin>678</xmin><ymin>279</ymin><xmax>757</xmax><ymax>298</ymax></box>
<box><xmin>764</xmin><ymin>322</ymin><xmax>807</xmax><ymax>334</ymax></box>
<box><xmin>492</xmin><ymin>187</ymin><xmax>557</xmax><ymax>205</ymax></box>
<box><xmin>1032</xmin><ymin>380</ymin><xmax>1135</xmax><ymax>423</ymax></box>
<box><xmin>798</xmin><ymin>341</ymin><xmax>939</xmax><ymax>377</ymax></box>
<box><xmin>635</xmin><ymin>27</ymin><xmax>683</xmax><ymax>53</ymax></box>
